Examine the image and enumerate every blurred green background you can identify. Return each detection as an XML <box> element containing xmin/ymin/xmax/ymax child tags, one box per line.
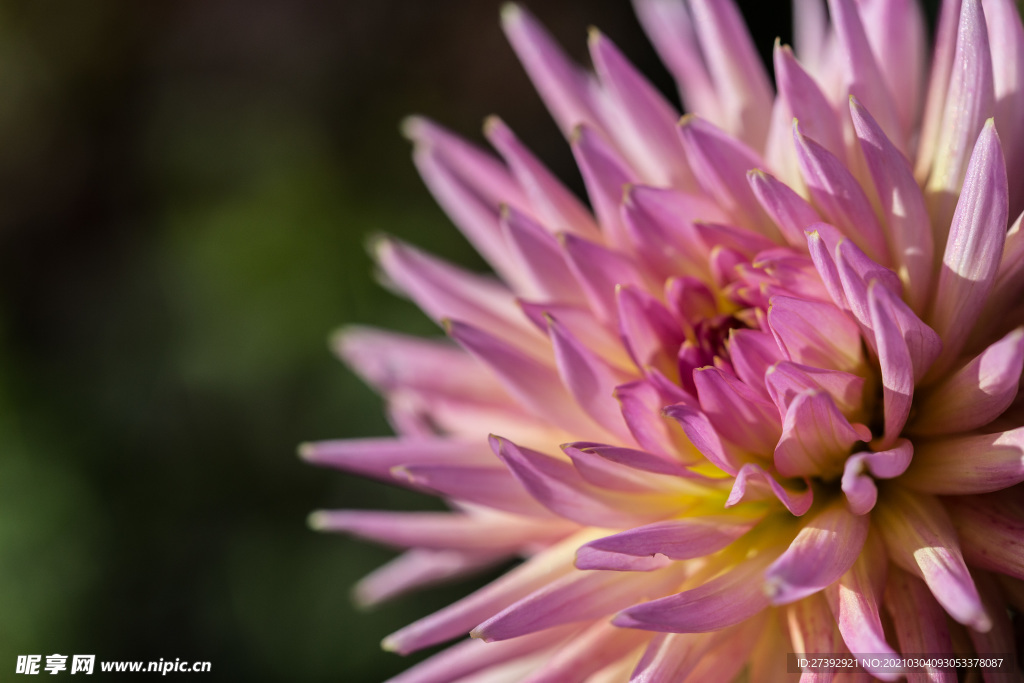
<box><xmin>0</xmin><ymin>0</ymin><xmax>936</xmax><ymax>680</ymax></box>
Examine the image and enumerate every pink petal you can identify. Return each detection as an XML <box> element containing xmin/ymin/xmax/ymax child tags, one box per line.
<box><xmin>823</xmin><ymin>530</ymin><xmax>901</xmax><ymax>681</ymax></box>
<box><xmin>613</xmin><ymin>549</ymin><xmax>775</xmax><ymax>633</ymax></box>
<box><xmin>560</xmin><ymin>231</ymin><xmax>647</xmax><ymax>323</ymax></box>
<box><xmin>727</xmin><ymin>328</ymin><xmax>786</xmax><ymax>399</ymax></box>
<box><xmin>774</xmin><ymin>389</ymin><xmax>871</xmax><ymax>478</ymax></box>
<box><xmin>335</xmin><ymin>327</ymin><xmax>507</xmax><ymax>404</ymax></box>
<box><xmin>547</xmin><ymin>316</ymin><xmax>632</xmax><ymax>440</ymax></box>
<box><xmin>883</xmin><ymin>568</ymin><xmax>956</xmax><ymax>683</ymax></box>
<box><xmin>447</xmin><ymin>320</ymin><xmax>595</xmax><ymax>437</ymax></box>
<box><xmin>311</xmin><ymin>510</ymin><xmax>571</xmax><ymax>552</ymax></box>
<box><xmin>764</xmin><ymin>499</ymin><xmax>870</xmax><ymax>604</ymax></box>
<box><xmin>774</xmin><ymin>43</ymin><xmax>845</xmax><ymax>162</ymax></box>
<box><xmin>490</xmin><ymin>436</ymin><xmax>677</xmax><ymax>527</ymax></box>
<box><xmin>386</xmin><ymin>628</ymin><xmax>574</xmax><ymax>683</ymax></box>
<box><xmin>298</xmin><ymin>437</ymin><xmax>492</xmax><ymax>480</ymax></box>
<box><xmin>677</xmin><ymin>116</ymin><xmax>779</xmax><ymax>239</ymax></box>
<box><xmin>500</xmin><ymin>4</ymin><xmax>605</xmax><ymax>136</ymax></box>
<box><xmin>868</xmin><ymin>281</ymin><xmax>915</xmax><ymax>446</ymax></box>
<box><xmin>768</xmin><ymin>295</ymin><xmax>864</xmax><ymax>374</ymax></box>
<box><xmin>571</xmin><ymin>124</ymin><xmax>636</xmax><ymax>252</ymax></box>
<box><xmin>841</xmin><ymin>441</ymin><xmax>914</xmax><ymax>516</ymax></box>
<box><xmin>501</xmin><ymin>206</ymin><xmax>585</xmax><ymax>303</ymax></box>
<box><xmin>903</xmin><ymin>426</ymin><xmax>1024</xmax><ymax>494</ymax></box>
<box><xmin>621</xmin><ymin>185</ymin><xmax>721</xmax><ymax>281</ymax></box>
<box><xmin>913</xmin><ymin>327</ymin><xmax>1024</xmax><ymax>435</ymax></box>
<box><xmin>484</xmin><ymin>116</ymin><xmax>601</xmax><ymax>238</ymax></box>
<box><xmin>874</xmin><ymin>486</ymin><xmax>992</xmax><ymax>632</ymax></box>
<box><xmin>859</xmin><ymin>0</ymin><xmax>927</xmax><ymax>138</ymax></box>
<box><xmin>922</xmin><ymin>0</ymin><xmax>996</xmax><ymax>236</ymax></box>
<box><xmin>518</xmin><ymin>620</ymin><xmax>652</xmax><ymax>683</ymax></box>
<box><xmin>765</xmin><ymin>361</ymin><xmax>866</xmax><ymax>422</ymax></box>
<box><xmin>748</xmin><ymin>168</ymin><xmax>822</xmax><ymax>249</ymax></box>
<box><xmin>375</xmin><ymin>238</ymin><xmax>544</xmax><ymax>352</ymax></box>
<box><xmin>397</xmin><ymin>464</ymin><xmax>551</xmax><ymax>518</ymax></box>
<box><xmin>564</xmin><ymin>442</ymin><xmax>718</xmax><ymax>484</ymax></box>
<box><xmin>578</xmin><ymin>516</ymin><xmax>756</xmax><ymax>569</ymax></box>
<box><xmin>827</xmin><ymin>0</ymin><xmax>905</xmax><ymax>151</ymax></box>
<box><xmin>966</xmin><ymin>571</ymin><xmax>1020</xmax><ymax>683</ymax></box>
<box><xmin>850</xmin><ymin>98</ymin><xmax>934</xmax><ymax>315</ymax></box>
<box><xmin>694</xmin><ymin>366</ymin><xmax>782</xmax><ymax>456</ymax></box>
<box><xmin>726</xmin><ymin>463</ymin><xmax>814</xmax><ymax>516</ymax></box>
<box><xmin>686</xmin><ymin>0</ymin><xmax>774</xmax><ymax>149</ymax></box>
<box><xmin>617</xmin><ymin>284</ymin><xmax>686</xmax><ymax>378</ymax></box>
<box><xmin>793</xmin><ymin>123</ymin><xmax>890</xmax><ymax>265</ymax></box>
<box><xmin>382</xmin><ymin>533</ymin><xmax>583</xmax><ymax>653</ymax></box>
<box><xmin>929</xmin><ymin>120</ymin><xmax>1009</xmax><ymax>371</ymax></box>
<box><xmin>356</xmin><ymin>549</ymin><xmax>505</xmax><ymax>609</ymax></box>
<box><xmin>474</xmin><ymin>565</ymin><xmax>682</xmax><ymax>642</ymax></box>
<box><xmin>984</xmin><ymin>0</ymin><xmax>1024</xmax><ymax>219</ymax></box>
<box><xmin>946</xmin><ymin>491</ymin><xmax>1024</xmax><ymax>581</ymax></box>
<box><xmin>631</xmin><ymin>0</ymin><xmax>719</xmax><ymax>121</ymax></box>
<box><xmin>787</xmin><ymin>593</ymin><xmax>842</xmax><ymax>676</ymax></box>
<box><xmin>518</xmin><ymin>300</ymin><xmax>629</xmax><ymax>370</ymax></box>
<box><xmin>616</xmin><ymin>380</ymin><xmax>693</xmax><ymax>461</ymax></box>
<box><xmin>589</xmin><ymin>30</ymin><xmax>691</xmax><ymax>188</ymax></box>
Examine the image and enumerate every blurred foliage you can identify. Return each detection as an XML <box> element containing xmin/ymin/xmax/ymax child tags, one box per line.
<box><xmin>0</xmin><ymin>0</ymin><xmax>935</xmax><ymax>681</ymax></box>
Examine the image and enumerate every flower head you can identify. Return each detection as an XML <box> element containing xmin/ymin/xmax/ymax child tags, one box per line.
<box><xmin>304</xmin><ymin>0</ymin><xmax>1024</xmax><ymax>679</ymax></box>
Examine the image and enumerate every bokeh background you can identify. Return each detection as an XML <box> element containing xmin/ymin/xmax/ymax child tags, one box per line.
<box><xmin>0</xmin><ymin>1</ymin><xmax>943</xmax><ymax>681</ymax></box>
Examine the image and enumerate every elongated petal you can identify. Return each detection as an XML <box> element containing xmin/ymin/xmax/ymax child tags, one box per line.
<box><xmin>571</xmin><ymin>124</ymin><xmax>636</xmax><ymax>251</ymax></box>
<box><xmin>386</xmin><ymin>628</ymin><xmax>574</xmax><ymax>683</ymax></box>
<box><xmin>850</xmin><ymin>98</ymin><xmax>934</xmax><ymax>314</ymax></box>
<box><xmin>621</xmin><ymin>185</ymin><xmax>721</xmax><ymax>281</ymax></box>
<box><xmin>617</xmin><ymin>284</ymin><xmax>686</xmax><ymax>378</ymax></box>
<box><xmin>694</xmin><ymin>366</ymin><xmax>782</xmax><ymax>456</ymax></box>
<box><xmin>869</xmin><ymin>281</ymin><xmax>915</xmax><ymax>446</ymax></box>
<box><xmin>561</xmin><ymin>232</ymin><xmax>646</xmax><ymax>323</ymax></box>
<box><xmin>768</xmin><ymin>295</ymin><xmax>863</xmax><ymax>373</ymax></box>
<box><xmin>827</xmin><ymin>0</ymin><xmax>904</xmax><ymax>151</ymax></box>
<box><xmin>748</xmin><ymin>169</ymin><xmax>821</xmax><ymax>249</ymax></box>
<box><xmin>727</xmin><ymin>463</ymin><xmax>814</xmax><ymax>516</ymax></box>
<box><xmin>491</xmin><ymin>436</ymin><xmax>676</xmax><ymax>527</ymax></box>
<box><xmin>299</xmin><ymin>437</ymin><xmax>492</xmax><ymax>480</ymax></box>
<box><xmin>474</xmin><ymin>566</ymin><xmax>682</xmax><ymax>642</ymax></box>
<box><xmin>824</xmin><ymin>530</ymin><xmax>901</xmax><ymax>681</ymax></box>
<box><xmin>589</xmin><ymin>30</ymin><xmax>691</xmax><ymax>188</ymax></box>
<box><xmin>874</xmin><ymin>487</ymin><xmax>992</xmax><ymax>632</ymax></box>
<box><xmin>356</xmin><ymin>549</ymin><xmax>505</xmax><ymax>608</ymax></box>
<box><xmin>946</xmin><ymin>491</ymin><xmax>1024</xmax><ymax>580</ymax></box>
<box><xmin>794</xmin><ymin>123</ymin><xmax>889</xmax><ymax>265</ymax></box>
<box><xmin>375</xmin><ymin>238</ymin><xmax>543</xmax><ymax>351</ymax></box>
<box><xmin>501</xmin><ymin>4</ymin><xmax>604</xmax><ymax>136</ymax></box>
<box><xmin>311</xmin><ymin>510</ymin><xmax>570</xmax><ymax>552</ymax></box>
<box><xmin>397</xmin><ymin>464</ymin><xmax>551</xmax><ymax>518</ymax></box>
<box><xmin>857</xmin><ymin>0</ymin><xmax>927</xmax><ymax>138</ymax></box>
<box><xmin>678</xmin><ymin>116</ymin><xmax>778</xmax><ymax>239</ymax></box>
<box><xmin>929</xmin><ymin>120</ymin><xmax>1009</xmax><ymax>370</ymax></box>
<box><xmin>883</xmin><ymin>568</ymin><xmax>956</xmax><ymax>683</ymax></box>
<box><xmin>485</xmin><ymin>116</ymin><xmax>601</xmax><ymax>238</ymax></box>
<box><xmin>787</xmin><ymin>593</ymin><xmax>841</xmax><ymax>678</ymax></box>
<box><xmin>578</xmin><ymin>516</ymin><xmax>755</xmax><ymax>569</ymax></box>
<box><xmin>913</xmin><ymin>327</ymin><xmax>1024</xmax><ymax>435</ymax></box>
<box><xmin>984</xmin><ymin>0</ymin><xmax>1024</xmax><ymax>219</ymax></box>
<box><xmin>448</xmin><ymin>320</ymin><xmax>596</xmax><ymax>437</ymax></box>
<box><xmin>916</xmin><ymin>0</ymin><xmax>964</xmax><ymax>181</ymax></box>
<box><xmin>664</xmin><ymin>403</ymin><xmax>742</xmax><ymax>475</ymax></box>
<box><xmin>335</xmin><ymin>327</ymin><xmax>508</xmax><ymax>404</ymax></box>
<box><xmin>547</xmin><ymin>316</ymin><xmax>631</xmax><ymax>440</ymax></box>
<box><xmin>616</xmin><ymin>380</ymin><xmax>692</xmax><ymax>460</ymax></box>
<box><xmin>687</xmin><ymin>0</ymin><xmax>774</xmax><ymax>149</ymax></box>
<box><xmin>382</xmin><ymin>531</ymin><xmax>590</xmax><ymax>653</ymax></box>
<box><xmin>903</xmin><ymin>427</ymin><xmax>1024</xmax><ymax>494</ymax></box>
<box><xmin>501</xmin><ymin>206</ymin><xmax>585</xmax><ymax>303</ymax></box>
<box><xmin>519</xmin><ymin>621</ymin><xmax>652</xmax><ymax>683</ymax></box>
<box><xmin>613</xmin><ymin>549</ymin><xmax>775</xmax><ymax>633</ymax></box>
<box><xmin>923</xmin><ymin>0</ymin><xmax>996</xmax><ymax>236</ymax></box>
<box><xmin>775</xmin><ymin>43</ymin><xmax>845</xmax><ymax>162</ymax></box>
<box><xmin>764</xmin><ymin>499</ymin><xmax>870</xmax><ymax>604</ymax></box>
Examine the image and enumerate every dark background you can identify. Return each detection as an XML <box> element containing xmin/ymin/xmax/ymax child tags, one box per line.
<box><xmin>0</xmin><ymin>1</ymin><xmax>940</xmax><ymax>681</ymax></box>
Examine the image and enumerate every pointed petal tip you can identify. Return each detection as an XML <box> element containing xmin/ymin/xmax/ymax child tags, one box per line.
<box><xmin>297</xmin><ymin>442</ymin><xmax>315</xmax><ymax>461</ymax></box>
<box><xmin>499</xmin><ymin>2</ymin><xmax>523</xmax><ymax>25</ymax></box>
<box><xmin>305</xmin><ymin>509</ymin><xmax>329</xmax><ymax>532</ymax></box>
<box><xmin>399</xmin><ymin>115</ymin><xmax>426</xmax><ymax>142</ymax></box>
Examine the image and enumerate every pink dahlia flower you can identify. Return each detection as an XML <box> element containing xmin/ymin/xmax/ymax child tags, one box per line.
<box><xmin>304</xmin><ymin>0</ymin><xmax>1024</xmax><ymax>680</ymax></box>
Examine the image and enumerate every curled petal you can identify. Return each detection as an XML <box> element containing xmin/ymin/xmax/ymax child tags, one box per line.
<box><xmin>765</xmin><ymin>361</ymin><xmax>866</xmax><ymax>421</ymax></box>
<box><xmin>727</xmin><ymin>463</ymin><xmax>813</xmax><ymax>516</ymax></box>
<box><xmin>764</xmin><ymin>498</ymin><xmax>870</xmax><ymax>605</ymax></box>
<box><xmin>774</xmin><ymin>389</ymin><xmax>871</xmax><ymax>478</ymax></box>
